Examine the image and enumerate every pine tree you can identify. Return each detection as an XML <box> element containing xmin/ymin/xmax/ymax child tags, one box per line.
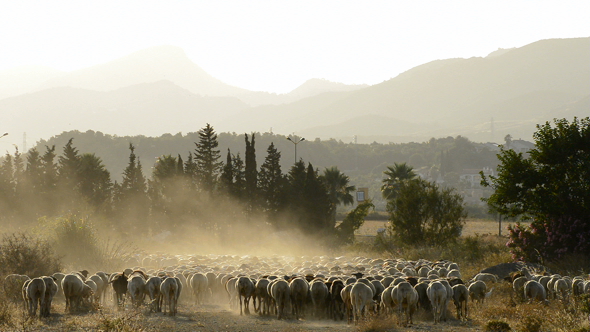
<box><xmin>58</xmin><ymin>138</ymin><xmax>81</xmax><ymax>191</ymax></box>
<box><xmin>12</xmin><ymin>148</ymin><xmax>24</xmax><ymax>197</ymax></box>
<box><xmin>115</xmin><ymin>143</ymin><xmax>149</xmax><ymax>231</ymax></box>
<box><xmin>40</xmin><ymin>145</ymin><xmax>58</xmax><ymax>194</ymax></box>
<box><xmin>194</xmin><ymin>124</ymin><xmax>222</xmax><ymax>194</ymax></box>
<box><xmin>25</xmin><ymin>148</ymin><xmax>42</xmax><ymax>191</ymax></box>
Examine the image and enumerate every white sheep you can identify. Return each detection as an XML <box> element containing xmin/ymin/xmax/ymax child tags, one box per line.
<box><xmin>190</xmin><ymin>273</ymin><xmax>209</xmax><ymax>305</ymax></box>
<box><xmin>513</xmin><ymin>276</ymin><xmax>529</xmax><ymax>300</ymax></box>
<box><xmin>255</xmin><ymin>278</ymin><xmax>271</xmax><ymax>316</ymax></box>
<box><xmin>62</xmin><ymin>273</ymin><xmax>93</xmax><ymax>313</ymax></box>
<box><xmin>553</xmin><ymin>278</ymin><xmax>569</xmax><ymax>302</ymax></box>
<box><xmin>452</xmin><ymin>284</ymin><xmax>468</xmax><ymax>320</ymax></box>
<box><xmin>289</xmin><ymin>277</ymin><xmax>309</xmax><ymax>320</ymax></box>
<box><xmin>472</xmin><ymin>272</ymin><xmax>497</xmax><ymax>284</ymax></box>
<box><xmin>270</xmin><ymin>279</ymin><xmax>291</xmax><ymax>320</ymax></box>
<box><xmin>25</xmin><ymin>278</ymin><xmax>46</xmax><ymax>316</ymax></box>
<box><xmin>524</xmin><ymin>280</ymin><xmax>547</xmax><ymax>303</ymax></box>
<box><xmin>145</xmin><ymin>276</ymin><xmax>163</xmax><ymax>312</ymax></box>
<box><xmin>468</xmin><ymin>280</ymin><xmax>491</xmax><ymax>304</ymax></box>
<box><xmin>427</xmin><ymin>281</ymin><xmax>447</xmax><ymax>324</ymax></box>
<box><xmin>380</xmin><ymin>285</ymin><xmax>395</xmax><ymax>316</ymax></box>
<box><xmin>394</xmin><ymin>281</ymin><xmax>418</xmax><ymax>325</ymax></box>
<box><xmin>340</xmin><ymin>283</ymin><xmax>354</xmax><ymax>324</ymax></box>
<box><xmin>160</xmin><ymin>277</ymin><xmax>178</xmax><ymax>316</ymax></box>
<box><xmin>41</xmin><ymin>276</ymin><xmax>58</xmax><ymax>317</ymax></box>
<box><xmin>127</xmin><ymin>275</ymin><xmax>147</xmax><ymax>308</ymax></box>
<box><xmin>225</xmin><ymin>277</ymin><xmax>239</xmax><ymax>310</ymax></box>
<box><xmin>310</xmin><ymin>279</ymin><xmax>330</xmax><ymax>319</ymax></box>
<box><xmin>88</xmin><ymin>275</ymin><xmax>105</xmax><ymax>304</ymax></box>
<box><xmin>350</xmin><ymin>282</ymin><xmax>375</xmax><ymax>324</ymax></box>
<box><xmin>174</xmin><ymin>277</ymin><xmax>183</xmax><ymax>309</ymax></box>
<box><xmin>237</xmin><ymin>276</ymin><xmax>255</xmax><ymax>315</ymax></box>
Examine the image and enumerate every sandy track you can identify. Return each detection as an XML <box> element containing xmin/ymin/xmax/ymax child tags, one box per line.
<box><xmin>15</xmin><ymin>301</ymin><xmax>480</xmax><ymax>332</ymax></box>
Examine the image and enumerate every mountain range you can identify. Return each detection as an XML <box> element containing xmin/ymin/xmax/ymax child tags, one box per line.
<box><xmin>0</xmin><ymin>37</ymin><xmax>587</xmax><ymax>150</ymax></box>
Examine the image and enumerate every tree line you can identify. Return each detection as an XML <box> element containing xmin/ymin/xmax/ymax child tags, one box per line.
<box><xmin>0</xmin><ymin>123</ymin><xmax>473</xmax><ymax>248</ymax></box>
<box><xmin>0</xmin><ymin>124</ymin><xmax>361</xmax><ymax>243</ymax></box>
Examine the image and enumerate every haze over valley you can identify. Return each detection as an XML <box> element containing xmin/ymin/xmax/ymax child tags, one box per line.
<box><xmin>0</xmin><ymin>37</ymin><xmax>588</xmax><ymax>151</ymax></box>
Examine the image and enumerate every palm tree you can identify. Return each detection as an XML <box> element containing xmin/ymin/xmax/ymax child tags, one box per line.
<box><xmin>320</xmin><ymin>166</ymin><xmax>356</xmax><ymax>227</ymax></box>
<box><xmin>381</xmin><ymin>162</ymin><xmax>417</xmax><ymax>200</ymax></box>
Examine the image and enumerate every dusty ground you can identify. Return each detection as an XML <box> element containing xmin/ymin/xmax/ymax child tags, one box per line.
<box><xmin>12</xmin><ymin>300</ymin><xmax>483</xmax><ymax>332</ymax></box>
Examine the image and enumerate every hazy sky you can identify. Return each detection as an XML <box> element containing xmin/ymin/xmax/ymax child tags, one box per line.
<box><xmin>1</xmin><ymin>0</ymin><xmax>589</xmax><ymax>94</ymax></box>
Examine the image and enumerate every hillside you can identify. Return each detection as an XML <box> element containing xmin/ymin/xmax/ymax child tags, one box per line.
<box><xmin>0</xmin><ymin>80</ymin><xmax>249</xmax><ymax>142</ymax></box>
<box><xmin>226</xmin><ymin>37</ymin><xmax>589</xmax><ymax>142</ymax></box>
<box><xmin>0</xmin><ymin>37</ymin><xmax>587</xmax><ymax>149</ymax></box>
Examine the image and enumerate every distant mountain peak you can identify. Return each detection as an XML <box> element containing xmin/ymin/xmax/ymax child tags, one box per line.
<box><xmin>288</xmin><ymin>78</ymin><xmax>368</xmax><ymax>99</ymax></box>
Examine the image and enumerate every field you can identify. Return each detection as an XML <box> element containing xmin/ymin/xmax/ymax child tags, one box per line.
<box><xmin>356</xmin><ymin>218</ymin><xmax>522</xmax><ymax>237</ymax></box>
<box><xmin>1</xmin><ymin>219</ymin><xmax>586</xmax><ymax>332</ymax></box>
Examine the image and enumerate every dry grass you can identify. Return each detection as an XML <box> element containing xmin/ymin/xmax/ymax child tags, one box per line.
<box><xmin>356</xmin><ymin>218</ymin><xmax>529</xmax><ymax>238</ymax></box>
<box><xmin>471</xmin><ymin>282</ymin><xmax>590</xmax><ymax>332</ymax></box>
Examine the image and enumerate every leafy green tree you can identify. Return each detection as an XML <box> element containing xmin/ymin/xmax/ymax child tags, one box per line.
<box><xmin>78</xmin><ymin>153</ymin><xmax>112</xmax><ymax>211</ymax></box>
<box><xmin>194</xmin><ymin>124</ymin><xmax>222</xmax><ymax>194</ymax></box>
<box><xmin>381</xmin><ymin>162</ymin><xmax>417</xmax><ymax>200</ymax></box>
<box><xmin>320</xmin><ymin>166</ymin><xmax>356</xmax><ymax>228</ymax></box>
<box><xmin>335</xmin><ymin>200</ymin><xmax>374</xmax><ymax>245</ymax></box>
<box><xmin>482</xmin><ymin>117</ymin><xmax>590</xmax><ymax>262</ymax></box>
<box><xmin>386</xmin><ymin>178</ymin><xmax>466</xmax><ymax>246</ymax></box>
<box><xmin>258</xmin><ymin>142</ymin><xmax>287</xmax><ymax>223</ymax></box>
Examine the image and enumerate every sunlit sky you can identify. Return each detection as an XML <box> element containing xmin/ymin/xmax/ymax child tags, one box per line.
<box><xmin>1</xmin><ymin>0</ymin><xmax>589</xmax><ymax>94</ymax></box>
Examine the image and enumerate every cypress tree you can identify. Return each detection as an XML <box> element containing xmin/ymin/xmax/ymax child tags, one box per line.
<box><xmin>259</xmin><ymin>142</ymin><xmax>286</xmax><ymax>223</ymax></box>
<box><xmin>244</xmin><ymin>133</ymin><xmax>258</xmax><ymax>215</ymax></box>
<box><xmin>219</xmin><ymin>149</ymin><xmax>234</xmax><ymax>193</ymax></box>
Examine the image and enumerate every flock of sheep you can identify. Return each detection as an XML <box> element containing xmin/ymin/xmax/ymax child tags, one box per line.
<box><xmin>3</xmin><ymin>254</ymin><xmax>587</xmax><ymax>326</ymax></box>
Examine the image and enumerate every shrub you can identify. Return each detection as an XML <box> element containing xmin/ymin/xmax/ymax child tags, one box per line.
<box><xmin>578</xmin><ymin>294</ymin><xmax>590</xmax><ymax>314</ymax></box>
<box><xmin>517</xmin><ymin>316</ymin><xmax>542</xmax><ymax>332</ymax></box>
<box><xmin>484</xmin><ymin>320</ymin><xmax>511</xmax><ymax>332</ymax></box>
<box><xmin>0</xmin><ymin>232</ymin><xmax>62</xmax><ymax>277</ymax></box>
<box><xmin>41</xmin><ymin>214</ymin><xmax>138</xmax><ymax>271</ymax></box>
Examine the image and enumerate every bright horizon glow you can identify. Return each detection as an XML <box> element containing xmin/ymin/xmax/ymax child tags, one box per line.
<box><xmin>1</xmin><ymin>0</ymin><xmax>589</xmax><ymax>94</ymax></box>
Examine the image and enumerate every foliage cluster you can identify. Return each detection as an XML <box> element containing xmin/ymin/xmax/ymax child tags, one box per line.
<box><xmin>0</xmin><ymin>232</ymin><xmax>62</xmax><ymax>277</ymax></box>
<box><xmin>33</xmin><ymin>129</ymin><xmax>501</xmax><ymax>212</ymax></box>
<box><xmin>483</xmin><ymin>117</ymin><xmax>590</xmax><ymax>263</ymax></box>
<box><xmin>384</xmin><ymin>176</ymin><xmax>467</xmax><ymax>246</ymax></box>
